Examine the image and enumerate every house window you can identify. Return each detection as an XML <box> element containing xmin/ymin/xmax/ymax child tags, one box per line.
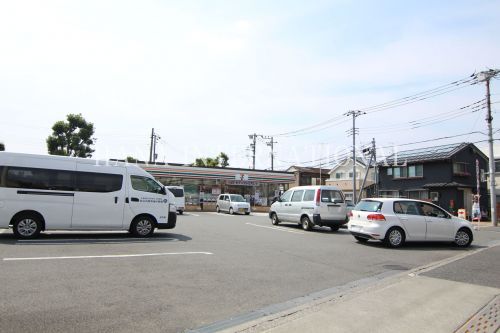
<box><xmin>393</xmin><ymin>167</ymin><xmax>407</xmax><ymax>179</ymax></box>
<box><xmin>453</xmin><ymin>163</ymin><xmax>469</xmax><ymax>176</ymax></box>
<box><xmin>408</xmin><ymin>165</ymin><xmax>423</xmax><ymax>177</ymax></box>
<box><xmin>387</xmin><ymin>168</ymin><xmax>392</xmax><ymax>176</ymax></box>
<box><xmin>379</xmin><ymin>190</ymin><xmax>400</xmax><ymax>198</ymax></box>
<box><xmin>430</xmin><ymin>192</ymin><xmax>439</xmax><ymax>202</ymax></box>
<box><xmin>335</xmin><ymin>172</ymin><xmax>344</xmax><ymax>179</ymax></box>
<box><xmin>407</xmin><ymin>190</ymin><xmax>429</xmax><ymax>200</ymax></box>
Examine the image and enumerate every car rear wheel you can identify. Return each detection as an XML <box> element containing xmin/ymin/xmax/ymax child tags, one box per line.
<box><xmin>354</xmin><ymin>236</ymin><xmax>369</xmax><ymax>243</ymax></box>
<box><xmin>301</xmin><ymin>216</ymin><xmax>313</xmax><ymax>231</ymax></box>
<box><xmin>454</xmin><ymin>228</ymin><xmax>472</xmax><ymax>247</ymax></box>
<box><xmin>13</xmin><ymin>214</ymin><xmax>42</xmax><ymax>239</ymax></box>
<box><xmin>384</xmin><ymin>227</ymin><xmax>405</xmax><ymax>248</ymax></box>
<box><xmin>271</xmin><ymin>213</ymin><xmax>279</xmax><ymax>225</ymax></box>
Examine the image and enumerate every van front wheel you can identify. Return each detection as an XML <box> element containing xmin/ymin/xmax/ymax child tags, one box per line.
<box><xmin>131</xmin><ymin>216</ymin><xmax>155</xmax><ymax>237</ymax></box>
<box><xmin>13</xmin><ymin>214</ymin><xmax>42</xmax><ymax>239</ymax></box>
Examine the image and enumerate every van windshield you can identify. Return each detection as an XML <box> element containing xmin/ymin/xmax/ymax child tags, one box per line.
<box><xmin>230</xmin><ymin>195</ymin><xmax>246</xmax><ymax>202</ymax></box>
<box><xmin>168</xmin><ymin>188</ymin><xmax>184</xmax><ymax>197</ymax></box>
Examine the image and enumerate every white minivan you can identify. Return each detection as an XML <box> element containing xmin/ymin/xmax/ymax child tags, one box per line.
<box><xmin>269</xmin><ymin>185</ymin><xmax>348</xmax><ymax>231</ymax></box>
<box><xmin>0</xmin><ymin>152</ymin><xmax>176</xmax><ymax>239</ymax></box>
<box><xmin>166</xmin><ymin>186</ymin><xmax>185</xmax><ymax>215</ymax></box>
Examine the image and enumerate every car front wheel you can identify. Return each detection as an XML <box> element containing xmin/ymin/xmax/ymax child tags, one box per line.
<box><xmin>229</xmin><ymin>207</ymin><xmax>234</xmax><ymax>215</ymax></box>
<box><xmin>131</xmin><ymin>216</ymin><xmax>155</xmax><ymax>237</ymax></box>
<box><xmin>454</xmin><ymin>228</ymin><xmax>472</xmax><ymax>247</ymax></box>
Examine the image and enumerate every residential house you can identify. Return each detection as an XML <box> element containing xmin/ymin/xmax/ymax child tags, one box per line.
<box><xmin>326</xmin><ymin>157</ymin><xmax>375</xmax><ymax>202</ymax></box>
<box><xmin>378</xmin><ymin>142</ymin><xmax>488</xmax><ymax>217</ymax></box>
<box><xmin>286</xmin><ymin>166</ymin><xmax>331</xmax><ymax>187</ymax></box>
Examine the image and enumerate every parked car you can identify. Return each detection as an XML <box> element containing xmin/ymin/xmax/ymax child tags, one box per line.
<box><xmin>268</xmin><ymin>185</ymin><xmax>347</xmax><ymax>231</ymax></box>
<box><xmin>348</xmin><ymin>198</ymin><xmax>474</xmax><ymax>248</ymax></box>
<box><xmin>216</xmin><ymin>194</ymin><xmax>251</xmax><ymax>215</ymax></box>
<box><xmin>166</xmin><ymin>186</ymin><xmax>185</xmax><ymax>214</ymax></box>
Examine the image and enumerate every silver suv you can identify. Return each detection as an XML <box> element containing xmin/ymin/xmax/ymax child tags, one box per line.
<box><xmin>269</xmin><ymin>186</ymin><xmax>347</xmax><ymax>231</ymax></box>
<box><xmin>216</xmin><ymin>194</ymin><xmax>251</xmax><ymax>215</ymax></box>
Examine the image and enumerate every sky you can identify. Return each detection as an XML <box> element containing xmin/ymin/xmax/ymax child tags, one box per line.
<box><xmin>0</xmin><ymin>0</ymin><xmax>499</xmax><ymax>170</ymax></box>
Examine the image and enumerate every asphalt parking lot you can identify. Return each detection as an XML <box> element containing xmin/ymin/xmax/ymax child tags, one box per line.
<box><xmin>1</xmin><ymin>212</ymin><xmax>499</xmax><ymax>333</ymax></box>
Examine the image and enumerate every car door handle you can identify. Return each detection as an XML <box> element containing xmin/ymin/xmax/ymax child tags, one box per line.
<box><xmin>131</xmin><ymin>197</ymin><xmax>139</xmax><ymax>202</ymax></box>
<box><xmin>114</xmin><ymin>196</ymin><xmax>118</xmax><ymax>204</ymax></box>
<box><xmin>125</xmin><ymin>198</ymin><xmax>129</xmax><ymax>203</ymax></box>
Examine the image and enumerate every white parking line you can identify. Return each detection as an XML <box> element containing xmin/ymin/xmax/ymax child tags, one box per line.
<box><xmin>3</xmin><ymin>251</ymin><xmax>214</xmax><ymax>261</ymax></box>
<box><xmin>245</xmin><ymin>223</ymin><xmax>307</xmax><ymax>235</ymax></box>
<box><xmin>16</xmin><ymin>238</ymin><xmax>179</xmax><ymax>243</ymax></box>
<box><xmin>183</xmin><ymin>213</ymin><xmax>200</xmax><ymax>216</ymax></box>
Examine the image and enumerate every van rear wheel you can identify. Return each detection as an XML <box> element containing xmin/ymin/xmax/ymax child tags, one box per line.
<box><xmin>130</xmin><ymin>216</ymin><xmax>155</xmax><ymax>237</ymax></box>
<box><xmin>13</xmin><ymin>214</ymin><xmax>42</xmax><ymax>239</ymax></box>
<box><xmin>301</xmin><ymin>216</ymin><xmax>313</xmax><ymax>231</ymax></box>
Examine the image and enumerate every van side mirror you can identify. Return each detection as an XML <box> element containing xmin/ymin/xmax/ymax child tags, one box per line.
<box><xmin>160</xmin><ymin>187</ymin><xmax>166</xmax><ymax>195</ymax></box>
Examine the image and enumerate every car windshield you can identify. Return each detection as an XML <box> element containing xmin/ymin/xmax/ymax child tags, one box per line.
<box><xmin>355</xmin><ymin>200</ymin><xmax>383</xmax><ymax>212</ymax></box>
<box><xmin>230</xmin><ymin>195</ymin><xmax>246</xmax><ymax>202</ymax></box>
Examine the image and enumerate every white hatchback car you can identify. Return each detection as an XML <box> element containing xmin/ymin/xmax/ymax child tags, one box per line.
<box><xmin>348</xmin><ymin>198</ymin><xmax>474</xmax><ymax>248</ymax></box>
<box><xmin>216</xmin><ymin>194</ymin><xmax>251</xmax><ymax>215</ymax></box>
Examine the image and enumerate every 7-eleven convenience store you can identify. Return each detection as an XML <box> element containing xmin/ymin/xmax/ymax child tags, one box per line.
<box><xmin>141</xmin><ymin>163</ymin><xmax>295</xmax><ymax>206</ymax></box>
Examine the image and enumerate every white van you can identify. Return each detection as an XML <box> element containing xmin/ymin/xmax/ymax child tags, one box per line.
<box><xmin>166</xmin><ymin>186</ymin><xmax>185</xmax><ymax>214</ymax></box>
<box><xmin>0</xmin><ymin>152</ymin><xmax>176</xmax><ymax>239</ymax></box>
<box><xmin>269</xmin><ymin>185</ymin><xmax>347</xmax><ymax>231</ymax></box>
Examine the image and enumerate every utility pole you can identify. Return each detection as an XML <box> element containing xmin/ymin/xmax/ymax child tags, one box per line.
<box><xmin>478</xmin><ymin>69</ymin><xmax>500</xmax><ymax>226</ymax></box>
<box><xmin>149</xmin><ymin>128</ymin><xmax>161</xmax><ymax>164</ymax></box>
<box><xmin>149</xmin><ymin>128</ymin><xmax>155</xmax><ymax>164</ymax></box>
<box><xmin>345</xmin><ymin>110</ymin><xmax>365</xmax><ymax>203</ymax></box>
<box><xmin>248</xmin><ymin>133</ymin><xmax>257</xmax><ymax>169</ymax></box>
<box><xmin>262</xmin><ymin>136</ymin><xmax>277</xmax><ymax>171</ymax></box>
<box><xmin>373</xmin><ymin>138</ymin><xmax>378</xmax><ymax>197</ymax></box>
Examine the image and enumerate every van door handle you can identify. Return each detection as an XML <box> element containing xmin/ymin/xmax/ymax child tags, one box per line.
<box><xmin>114</xmin><ymin>196</ymin><xmax>118</xmax><ymax>204</ymax></box>
<box><xmin>125</xmin><ymin>198</ymin><xmax>129</xmax><ymax>203</ymax></box>
<box><xmin>131</xmin><ymin>197</ymin><xmax>139</xmax><ymax>202</ymax></box>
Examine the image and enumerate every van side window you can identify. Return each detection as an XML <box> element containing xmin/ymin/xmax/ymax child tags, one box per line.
<box><xmin>76</xmin><ymin>172</ymin><xmax>123</xmax><ymax>192</ymax></box>
<box><xmin>303</xmin><ymin>190</ymin><xmax>315</xmax><ymax>202</ymax></box>
<box><xmin>291</xmin><ymin>190</ymin><xmax>304</xmax><ymax>202</ymax></box>
<box><xmin>280</xmin><ymin>190</ymin><xmax>293</xmax><ymax>202</ymax></box>
<box><xmin>0</xmin><ymin>166</ymin><xmax>4</xmax><ymax>187</ymax></box>
<box><xmin>5</xmin><ymin>167</ymin><xmax>75</xmax><ymax>191</ymax></box>
<box><xmin>131</xmin><ymin>176</ymin><xmax>163</xmax><ymax>194</ymax></box>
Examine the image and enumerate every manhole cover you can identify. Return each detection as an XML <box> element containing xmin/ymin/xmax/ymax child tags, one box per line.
<box><xmin>455</xmin><ymin>295</ymin><xmax>499</xmax><ymax>333</ymax></box>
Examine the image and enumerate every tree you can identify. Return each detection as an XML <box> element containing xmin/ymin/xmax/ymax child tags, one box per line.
<box><xmin>0</xmin><ymin>142</ymin><xmax>4</xmax><ymax>151</ymax></box>
<box><xmin>46</xmin><ymin>114</ymin><xmax>95</xmax><ymax>157</ymax></box>
<box><xmin>126</xmin><ymin>156</ymin><xmax>139</xmax><ymax>163</ymax></box>
<box><xmin>219</xmin><ymin>152</ymin><xmax>229</xmax><ymax>167</ymax></box>
<box><xmin>193</xmin><ymin>153</ymin><xmax>229</xmax><ymax>167</ymax></box>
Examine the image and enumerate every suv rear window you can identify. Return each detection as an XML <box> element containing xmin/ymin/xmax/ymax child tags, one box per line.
<box><xmin>355</xmin><ymin>200</ymin><xmax>383</xmax><ymax>212</ymax></box>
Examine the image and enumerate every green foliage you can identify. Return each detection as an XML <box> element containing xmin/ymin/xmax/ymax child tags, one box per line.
<box><xmin>193</xmin><ymin>152</ymin><xmax>229</xmax><ymax>167</ymax></box>
<box><xmin>0</xmin><ymin>142</ymin><xmax>5</xmax><ymax>151</ymax></box>
<box><xmin>46</xmin><ymin>114</ymin><xmax>95</xmax><ymax>157</ymax></box>
<box><xmin>126</xmin><ymin>156</ymin><xmax>139</xmax><ymax>163</ymax></box>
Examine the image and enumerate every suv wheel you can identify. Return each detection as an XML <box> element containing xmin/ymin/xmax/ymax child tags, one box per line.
<box><xmin>301</xmin><ymin>216</ymin><xmax>313</xmax><ymax>231</ymax></box>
